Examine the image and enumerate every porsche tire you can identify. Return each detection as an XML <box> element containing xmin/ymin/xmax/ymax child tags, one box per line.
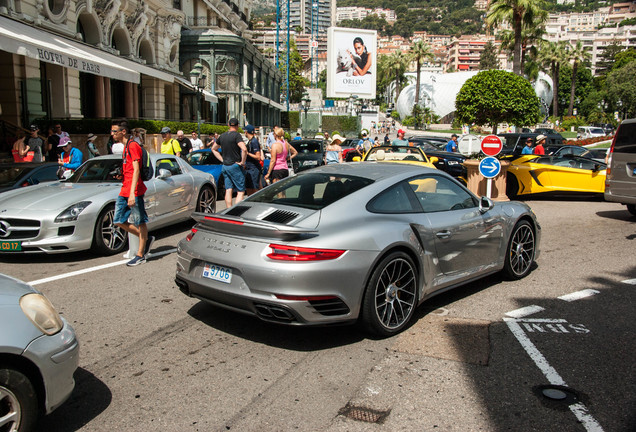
<box><xmin>503</xmin><ymin>220</ymin><xmax>535</xmax><ymax>280</ymax></box>
<box><xmin>361</xmin><ymin>251</ymin><xmax>418</xmax><ymax>337</ymax></box>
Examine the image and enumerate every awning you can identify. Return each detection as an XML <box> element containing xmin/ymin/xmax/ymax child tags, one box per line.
<box><xmin>0</xmin><ymin>16</ymin><xmax>175</xmax><ymax>84</ymax></box>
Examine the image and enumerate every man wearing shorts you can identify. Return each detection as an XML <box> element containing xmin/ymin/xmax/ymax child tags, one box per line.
<box><xmin>112</xmin><ymin>120</ymin><xmax>154</xmax><ymax>266</ymax></box>
<box><xmin>244</xmin><ymin>124</ymin><xmax>263</xmax><ymax>195</ymax></box>
<box><xmin>211</xmin><ymin>118</ymin><xmax>248</xmax><ymax>208</ymax></box>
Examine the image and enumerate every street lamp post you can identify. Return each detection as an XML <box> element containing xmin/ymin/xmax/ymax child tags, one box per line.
<box><xmin>301</xmin><ymin>92</ymin><xmax>310</xmax><ymax>136</ymax></box>
<box><xmin>190</xmin><ymin>62</ymin><xmax>205</xmax><ymax>136</ymax></box>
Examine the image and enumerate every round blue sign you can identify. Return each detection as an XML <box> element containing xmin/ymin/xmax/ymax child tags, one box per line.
<box><xmin>478</xmin><ymin>157</ymin><xmax>501</xmax><ymax>179</ymax></box>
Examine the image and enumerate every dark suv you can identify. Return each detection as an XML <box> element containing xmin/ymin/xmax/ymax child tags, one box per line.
<box><xmin>604</xmin><ymin>118</ymin><xmax>636</xmax><ymax>215</ymax></box>
<box><xmin>498</xmin><ymin>132</ymin><xmax>565</xmax><ymax>156</ymax></box>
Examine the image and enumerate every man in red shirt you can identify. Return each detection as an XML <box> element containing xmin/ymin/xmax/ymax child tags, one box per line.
<box><xmin>534</xmin><ymin>134</ymin><xmax>546</xmax><ymax>155</ymax></box>
<box><xmin>112</xmin><ymin>120</ymin><xmax>154</xmax><ymax>266</ymax></box>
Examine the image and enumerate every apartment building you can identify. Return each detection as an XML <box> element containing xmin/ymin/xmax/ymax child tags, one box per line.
<box><xmin>444</xmin><ymin>35</ymin><xmax>510</xmax><ymax>72</ymax></box>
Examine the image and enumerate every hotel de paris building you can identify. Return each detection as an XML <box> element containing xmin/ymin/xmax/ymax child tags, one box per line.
<box><xmin>0</xmin><ymin>0</ymin><xmax>283</xmax><ymax>130</ymax></box>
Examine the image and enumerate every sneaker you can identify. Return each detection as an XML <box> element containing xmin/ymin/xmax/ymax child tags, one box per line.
<box><xmin>144</xmin><ymin>236</ymin><xmax>155</xmax><ymax>256</ymax></box>
<box><xmin>126</xmin><ymin>255</ymin><xmax>146</xmax><ymax>267</ymax></box>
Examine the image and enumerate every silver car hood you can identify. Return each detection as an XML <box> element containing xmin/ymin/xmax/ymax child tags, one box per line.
<box><xmin>0</xmin><ymin>181</ymin><xmax>120</xmax><ymax>212</ymax></box>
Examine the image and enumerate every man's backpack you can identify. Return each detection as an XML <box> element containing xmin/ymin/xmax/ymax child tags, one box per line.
<box><xmin>126</xmin><ymin>140</ymin><xmax>153</xmax><ymax>181</ymax></box>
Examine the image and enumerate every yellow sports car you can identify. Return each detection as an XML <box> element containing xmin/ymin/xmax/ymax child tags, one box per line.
<box><xmin>362</xmin><ymin>145</ymin><xmax>438</xmax><ymax>169</ymax></box>
<box><xmin>506</xmin><ymin>154</ymin><xmax>606</xmax><ymax>197</ymax></box>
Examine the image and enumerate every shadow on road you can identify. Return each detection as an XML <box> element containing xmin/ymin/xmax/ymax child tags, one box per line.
<box><xmin>36</xmin><ymin>367</ymin><xmax>111</xmax><ymax>432</ymax></box>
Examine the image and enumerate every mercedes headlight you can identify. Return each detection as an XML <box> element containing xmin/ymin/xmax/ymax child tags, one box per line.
<box><xmin>20</xmin><ymin>293</ymin><xmax>63</xmax><ymax>335</ymax></box>
<box><xmin>447</xmin><ymin>160</ymin><xmax>460</xmax><ymax>165</ymax></box>
<box><xmin>55</xmin><ymin>201</ymin><xmax>91</xmax><ymax>222</ymax></box>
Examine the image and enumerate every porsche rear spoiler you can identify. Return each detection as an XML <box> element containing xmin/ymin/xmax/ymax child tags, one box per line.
<box><xmin>191</xmin><ymin>212</ymin><xmax>318</xmax><ymax>240</ymax></box>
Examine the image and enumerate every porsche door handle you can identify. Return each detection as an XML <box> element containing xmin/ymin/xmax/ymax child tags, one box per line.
<box><xmin>436</xmin><ymin>230</ymin><xmax>451</xmax><ymax>239</ymax></box>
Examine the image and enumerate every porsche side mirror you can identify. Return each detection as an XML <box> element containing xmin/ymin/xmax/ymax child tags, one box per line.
<box><xmin>479</xmin><ymin>196</ymin><xmax>494</xmax><ymax>213</ymax></box>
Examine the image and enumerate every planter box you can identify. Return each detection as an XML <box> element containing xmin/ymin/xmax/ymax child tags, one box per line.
<box><xmin>463</xmin><ymin>159</ymin><xmax>510</xmax><ymax>201</ymax></box>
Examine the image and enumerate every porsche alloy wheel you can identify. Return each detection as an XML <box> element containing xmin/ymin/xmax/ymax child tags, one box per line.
<box><xmin>196</xmin><ymin>186</ymin><xmax>216</xmax><ymax>214</ymax></box>
<box><xmin>362</xmin><ymin>252</ymin><xmax>418</xmax><ymax>336</ymax></box>
<box><xmin>92</xmin><ymin>204</ymin><xmax>128</xmax><ymax>255</ymax></box>
<box><xmin>504</xmin><ymin>220</ymin><xmax>535</xmax><ymax>279</ymax></box>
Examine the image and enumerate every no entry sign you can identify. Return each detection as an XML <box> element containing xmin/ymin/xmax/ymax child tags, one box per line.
<box><xmin>481</xmin><ymin>135</ymin><xmax>503</xmax><ymax>157</ymax></box>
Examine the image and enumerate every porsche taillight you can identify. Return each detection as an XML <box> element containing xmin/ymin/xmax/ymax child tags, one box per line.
<box><xmin>186</xmin><ymin>228</ymin><xmax>197</xmax><ymax>241</ymax></box>
<box><xmin>267</xmin><ymin>244</ymin><xmax>345</xmax><ymax>261</ymax></box>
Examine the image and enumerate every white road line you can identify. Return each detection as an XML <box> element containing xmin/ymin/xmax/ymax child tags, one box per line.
<box><xmin>621</xmin><ymin>278</ymin><xmax>636</xmax><ymax>285</ymax></box>
<box><xmin>504</xmin><ymin>318</ymin><xmax>605</xmax><ymax>432</ymax></box>
<box><xmin>558</xmin><ymin>289</ymin><xmax>600</xmax><ymax>302</ymax></box>
<box><xmin>505</xmin><ymin>305</ymin><xmax>545</xmax><ymax>318</ymax></box>
<box><xmin>28</xmin><ymin>248</ymin><xmax>177</xmax><ymax>286</ymax></box>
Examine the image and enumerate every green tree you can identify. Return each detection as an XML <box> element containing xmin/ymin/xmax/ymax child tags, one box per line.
<box><xmin>605</xmin><ymin>60</ymin><xmax>636</xmax><ymax>119</ymax></box>
<box><xmin>479</xmin><ymin>41</ymin><xmax>500</xmax><ymax>70</ymax></box>
<box><xmin>387</xmin><ymin>50</ymin><xmax>409</xmax><ymax>104</ymax></box>
<box><xmin>595</xmin><ymin>41</ymin><xmax>624</xmax><ymax>76</ymax></box>
<box><xmin>455</xmin><ymin>70</ymin><xmax>541</xmax><ymax>133</ymax></box>
<box><xmin>279</xmin><ymin>38</ymin><xmax>309</xmax><ymax>103</ymax></box>
<box><xmin>566</xmin><ymin>41</ymin><xmax>591</xmax><ymax>116</ymax></box>
<box><xmin>409</xmin><ymin>40</ymin><xmax>434</xmax><ymax>107</ymax></box>
<box><xmin>558</xmin><ymin>64</ymin><xmax>593</xmax><ymax>117</ymax></box>
<box><xmin>487</xmin><ymin>0</ymin><xmax>547</xmax><ymax>75</ymax></box>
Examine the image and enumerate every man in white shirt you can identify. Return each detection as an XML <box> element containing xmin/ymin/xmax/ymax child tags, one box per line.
<box><xmin>191</xmin><ymin>131</ymin><xmax>204</xmax><ymax>151</ymax></box>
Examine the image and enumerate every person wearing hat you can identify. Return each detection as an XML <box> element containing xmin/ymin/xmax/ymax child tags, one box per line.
<box><xmin>58</xmin><ymin>136</ymin><xmax>83</xmax><ymax>172</ymax></box>
<box><xmin>392</xmin><ymin>129</ymin><xmax>409</xmax><ymax>146</ymax></box>
<box><xmin>244</xmin><ymin>124</ymin><xmax>264</xmax><ymax>194</ymax></box>
<box><xmin>534</xmin><ymin>134</ymin><xmax>546</xmax><ymax>155</ymax></box>
<box><xmin>25</xmin><ymin>125</ymin><xmax>45</xmax><ymax>162</ymax></box>
<box><xmin>86</xmin><ymin>133</ymin><xmax>100</xmax><ymax>159</ymax></box>
<box><xmin>445</xmin><ymin>134</ymin><xmax>459</xmax><ymax>152</ymax></box>
<box><xmin>159</xmin><ymin>126</ymin><xmax>181</xmax><ymax>158</ymax></box>
<box><xmin>521</xmin><ymin>137</ymin><xmax>534</xmax><ymax>154</ymax></box>
<box><xmin>326</xmin><ymin>133</ymin><xmax>344</xmax><ymax>164</ymax></box>
<box><xmin>356</xmin><ymin>129</ymin><xmax>374</xmax><ymax>156</ymax></box>
<box><xmin>211</xmin><ymin>118</ymin><xmax>248</xmax><ymax>208</ymax></box>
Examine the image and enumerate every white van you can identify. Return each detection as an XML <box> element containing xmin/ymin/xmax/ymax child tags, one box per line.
<box><xmin>604</xmin><ymin>118</ymin><xmax>636</xmax><ymax>215</ymax></box>
<box><xmin>577</xmin><ymin>126</ymin><xmax>606</xmax><ymax>139</ymax></box>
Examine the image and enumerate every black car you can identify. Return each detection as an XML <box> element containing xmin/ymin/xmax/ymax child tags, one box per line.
<box><xmin>412</xmin><ymin>143</ymin><xmax>468</xmax><ymax>184</ymax></box>
<box><xmin>533</xmin><ymin>128</ymin><xmax>562</xmax><ymax>137</ymax></box>
<box><xmin>289</xmin><ymin>139</ymin><xmax>325</xmax><ymax>172</ymax></box>
<box><xmin>0</xmin><ymin>162</ymin><xmax>60</xmax><ymax>193</ymax></box>
<box><xmin>407</xmin><ymin>136</ymin><xmax>448</xmax><ymax>150</ymax></box>
<box><xmin>498</xmin><ymin>132</ymin><xmax>565</xmax><ymax>157</ymax></box>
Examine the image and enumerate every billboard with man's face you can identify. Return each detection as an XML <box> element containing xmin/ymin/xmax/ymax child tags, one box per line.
<box><xmin>326</xmin><ymin>27</ymin><xmax>377</xmax><ymax>99</ymax></box>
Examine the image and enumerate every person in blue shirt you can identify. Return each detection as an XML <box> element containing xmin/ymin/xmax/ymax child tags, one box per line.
<box><xmin>445</xmin><ymin>134</ymin><xmax>458</xmax><ymax>152</ymax></box>
<box><xmin>293</xmin><ymin>132</ymin><xmax>302</xmax><ymax>140</ymax></box>
<box><xmin>356</xmin><ymin>130</ymin><xmax>374</xmax><ymax>155</ymax></box>
<box><xmin>521</xmin><ymin>138</ymin><xmax>534</xmax><ymax>154</ymax></box>
<box><xmin>57</xmin><ymin>136</ymin><xmax>83</xmax><ymax>172</ymax></box>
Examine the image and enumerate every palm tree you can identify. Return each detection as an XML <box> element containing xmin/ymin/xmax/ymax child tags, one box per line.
<box><xmin>388</xmin><ymin>50</ymin><xmax>409</xmax><ymax>104</ymax></box>
<box><xmin>487</xmin><ymin>0</ymin><xmax>547</xmax><ymax>75</ymax></box>
<box><xmin>538</xmin><ymin>40</ymin><xmax>568</xmax><ymax>118</ymax></box>
<box><xmin>566</xmin><ymin>41</ymin><xmax>592</xmax><ymax>116</ymax></box>
<box><xmin>409</xmin><ymin>40</ymin><xmax>434</xmax><ymax>107</ymax></box>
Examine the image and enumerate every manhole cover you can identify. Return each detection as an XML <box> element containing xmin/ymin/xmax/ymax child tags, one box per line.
<box><xmin>534</xmin><ymin>385</ymin><xmax>580</xmax><ymax>408</ymax></box>
<box><xmin>338</xmin><ymin>403</ymin><xmax>390</xmax><ymax>424</ymax></box>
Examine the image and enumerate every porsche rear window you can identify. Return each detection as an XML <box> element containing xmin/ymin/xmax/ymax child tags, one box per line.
<box><xmin>247</xmin><ymin>173</ymin><xmax>373</xmax><ymax>209</ymax></box>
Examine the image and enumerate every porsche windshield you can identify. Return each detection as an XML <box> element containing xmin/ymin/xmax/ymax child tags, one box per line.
<box><xmin>68</xmin><ymin>159</ymin><xmax>123</xmax><ymax>183</ymax></box>
<box><xmin>247</xmin><ymin>173</ymin><xmax>373</xmax><ymax>209</ymax></box>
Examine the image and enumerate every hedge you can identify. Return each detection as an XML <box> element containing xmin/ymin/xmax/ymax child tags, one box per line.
<box><xmin>32</xmin><ymin>119</ymin><xmax>230</xmax><ymax>135</ymax></box>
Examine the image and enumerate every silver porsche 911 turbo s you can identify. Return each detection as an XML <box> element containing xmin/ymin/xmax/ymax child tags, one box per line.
<box><xmin>0</xmin><ymin>154</ymin><xmax>216</xmax><ymax>255</ymax></box>
<box><xmin>175</xmin><ymin>163</ymin><xmax>540</xmax><ymax>336</ymax></box>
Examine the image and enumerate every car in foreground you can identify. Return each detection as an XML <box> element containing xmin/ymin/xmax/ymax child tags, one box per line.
<box><xmin>0</xmin><ymin>162</ymin><xmax>60</xmax><ymax>193</ymax></box>
<box><xmin>289</xmin><ymin>139</ymin><xmax>325</xmax><ymax>173</ymax></box>
<box><xmin>604</xmin><ymin>118</ymin><xmax>636</xmax><ymax>215</ymax></box>
<box><xmin>0</xmin><ymin>154</ymin><xmax>216</xmax><ymax>255</ymax></box>
<box><xmin>506</xmin><ymin>154</ymin><xmax>606</xmax><ymax>198</ymax></box>
<box><xmin>0</xmin><ymin>273</ymin><xmax>79</xmax><ymax>431</ymax></box>
<box><xmin>362</xmin><ymin>145</ymin><xmax>438</xmax><ymax>169</ymax></box>
<box><xmin>175</xmin><ymin>163</ymin><xmax>540</xmax><ymax>336</ymax></box>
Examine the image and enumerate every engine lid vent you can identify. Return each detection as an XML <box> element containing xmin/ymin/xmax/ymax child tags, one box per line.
<box><xmin>225</xmin><ymin>205</ymin><xmax>250</xmax><ymax>217</ymax></box>
<box><xmin>261</xmin><ymin>209</ymin><xmax>300</xmax><ymax>224</ymax></box>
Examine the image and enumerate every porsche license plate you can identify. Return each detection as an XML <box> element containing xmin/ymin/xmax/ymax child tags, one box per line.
<box><xmin>202</xmin><ymin>263</ymin><xmax>232</xmax><ymax>284</ymax></box>
<box><xmin>0</xmin><ymin>241</ymin><xmax>21</xmax><ymax>251</ymax></box>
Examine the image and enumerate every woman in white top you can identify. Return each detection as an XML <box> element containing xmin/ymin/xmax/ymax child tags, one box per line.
<box><xmin>325</xmin><ymin>134</ymin><xmax>344</xmax><ymax>164</ymax></box>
